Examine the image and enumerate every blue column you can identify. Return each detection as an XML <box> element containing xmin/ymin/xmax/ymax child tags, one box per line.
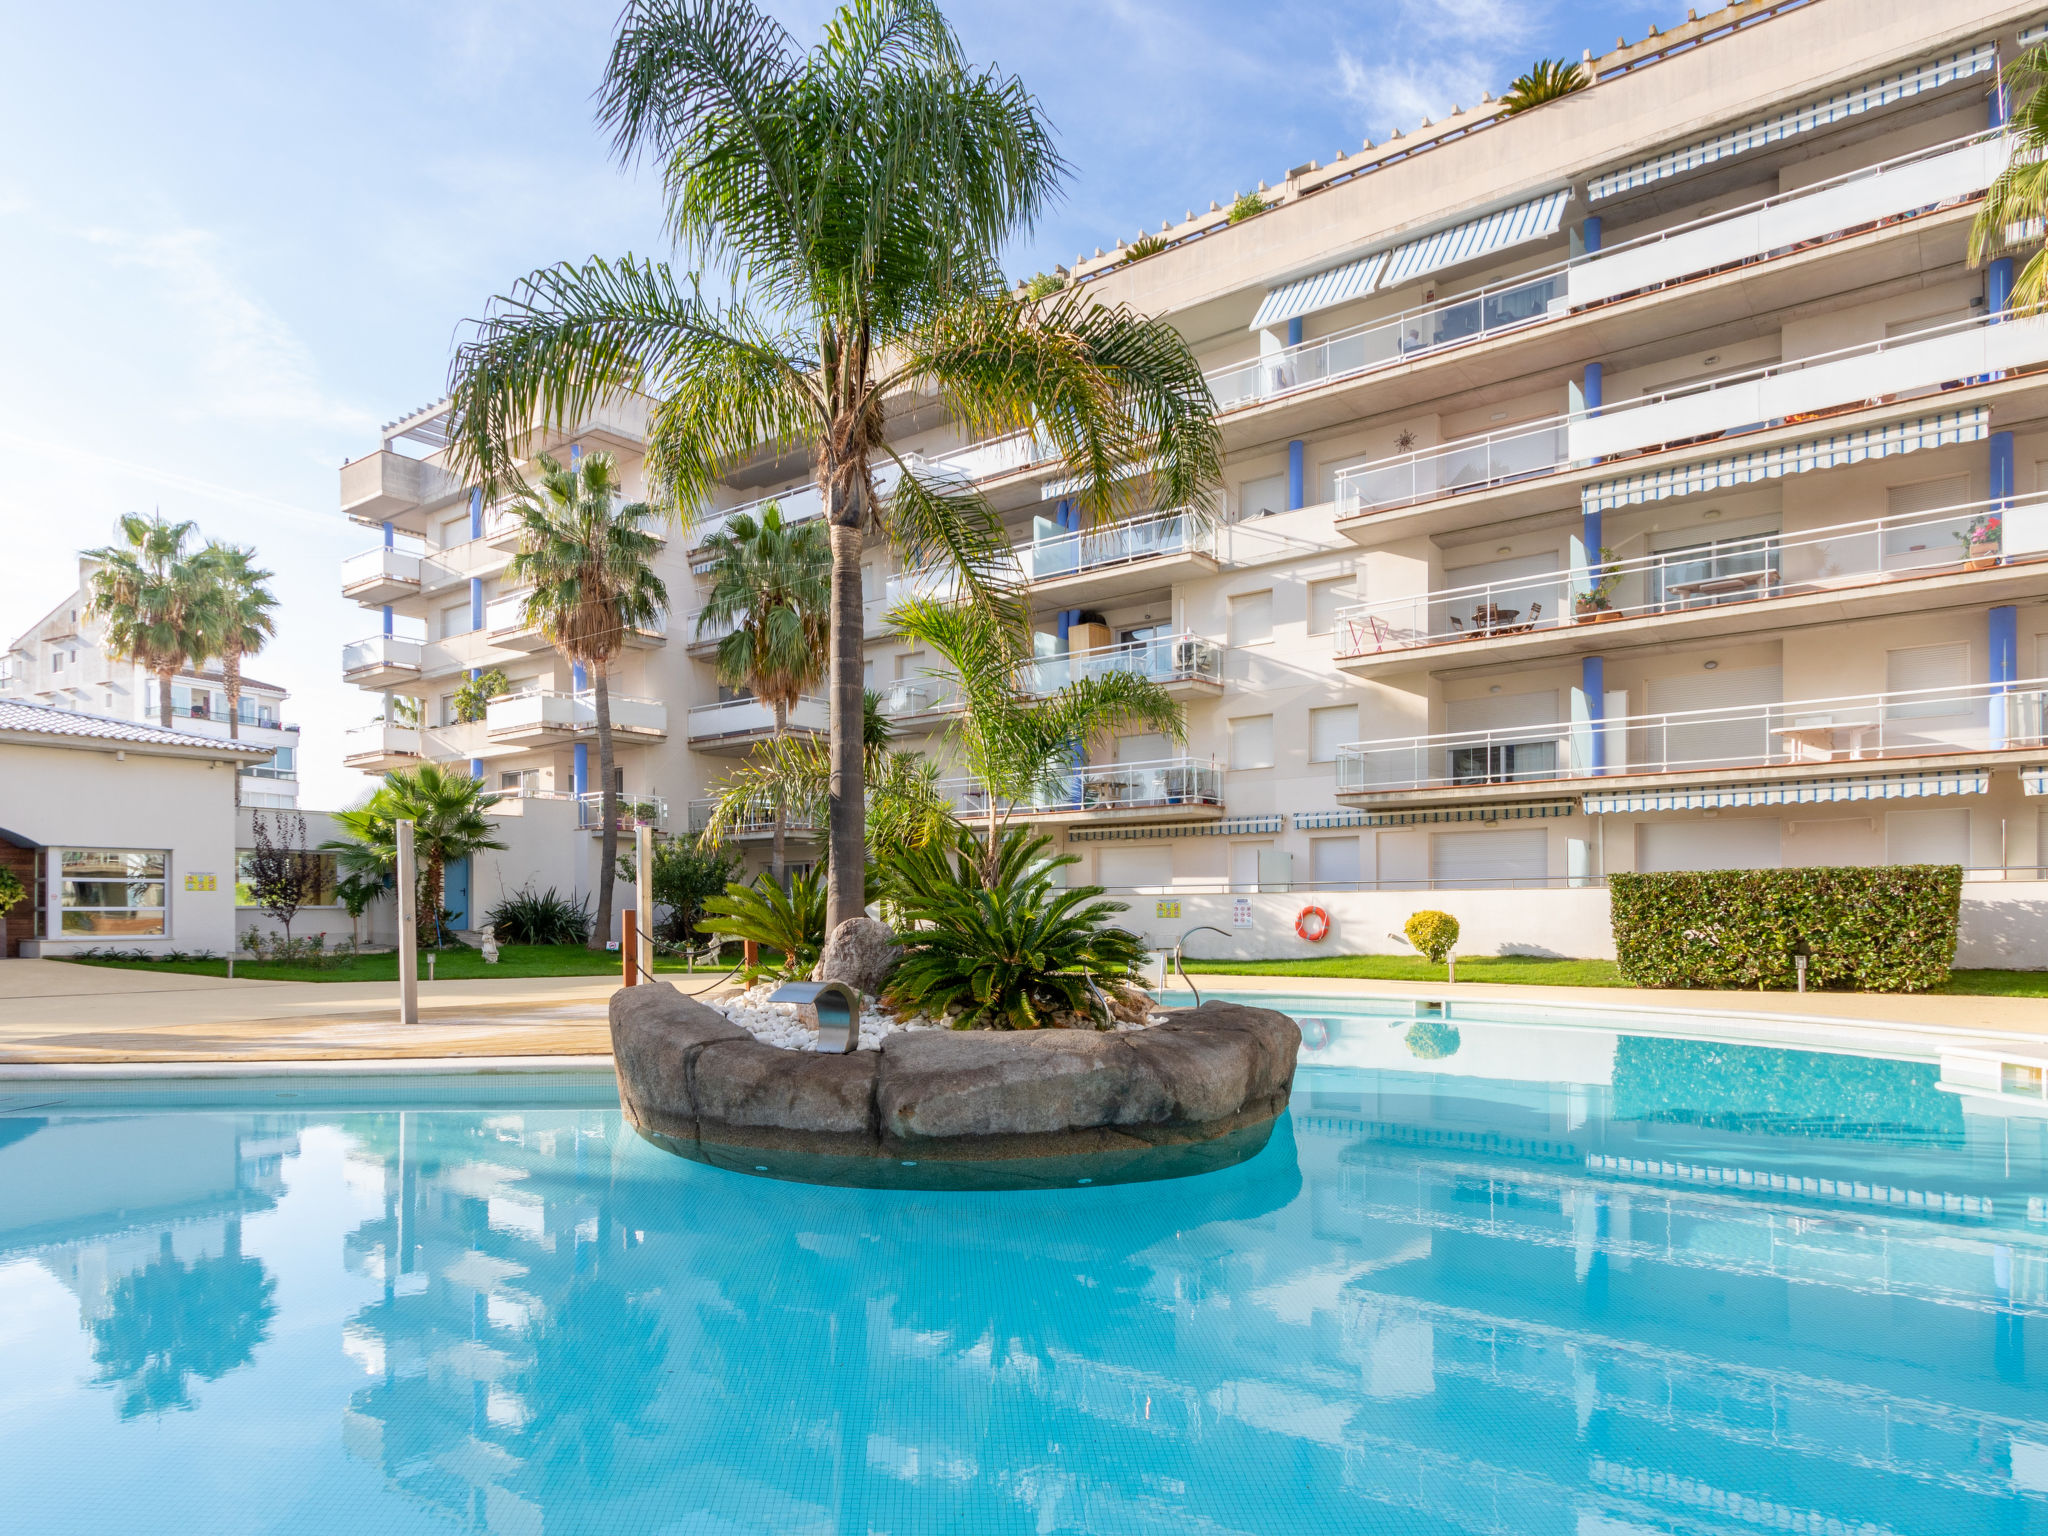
<box><xmin>1583</xmin><ymin>362</ymin><xmax>1604</xmax><ymax>417</ymax></box>
<box><xmin>381</xmin><ymin>603</ymin><xmax>393</xmax><ymax>637</ymax></box>
<box><xmin>1581</xmin><ymin>216</ymin><xmax>1602</xmax><ymax>255</ymax></box>
<box><xmin>1286</xmin><ymin>317</ymin><xmax>1302</xmax><ymax>348</ymax></box>
<box><xmin>1287</xmin><ymin>440</ymin><xmax>1305</xmax><ymax>510</ymax></box>
<box><xmin>574</xmin><ymin>741</ymin><xmax>589</xmax><ymax>797</ymax></box>
<box><xmin>1582</xmin><ymin>508</ymin><xmax>1603</xmax><ymax>567</ymax></box>
<box><xmin>469</xmin><ymin>486</ymin><xmax>483</xmax><ymax>539</ymax></box>
<box><xmin>1990</xmin><ymin>257</ymin><xmax>2015</xmax><ymax>320</ymax></box>
<box><xmin>1991</xmin><ymin>431</ymin><xmax>2015</xmax><ymax>510</ymax></box>
<box><xmin>1057</xmin><ymin>496</ymin><xmax>1076</xmax><ymax>531</ymax></box>
<box><xmin>1992</xmin><ymin>71</ymin><xmax>2010</xmax><ymax>128</ymax></box>
<box><xmin>469</xmin><ymin>576</ymin><xmax>483</xmax><ymax>632</ymax></box>
<box><xmin>382</xmin><ymin>519</ymin><xmax>394</xmax><ymax>549</ymax></box>
<box><xmin>1582</xmin><ymin>655</ymin><xmax>1606</xmax><ymax>774</ymax></box>
<box><xmin>1991</xmin><ymin>605</ymin><xmax>2019</xmax><ymax>749</ymax></box>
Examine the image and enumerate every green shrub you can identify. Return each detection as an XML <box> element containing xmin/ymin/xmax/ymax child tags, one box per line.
<box><xmin>1404</xmin><ymin>910</ymin><xmax>1460</xmax><ymax>964</ymax></box>
<box><xmin>1122</xmin><ymin>232</ymin><xmax>1168</xmax><ymax>264</ymax></box>
<box><xmin>1405</xmin><ymin>1020</ymin><xmax>1461</xmax><ymax>1060</ymax></box>
<box><xmin>1225</xmin><ymin>191</ymin><xmax>1270</xmax><ymax>225</ymax></box>
<box><xmin>649</xmin><ymin>841</ymin><xmax>737</xmax><ymax>943</ymax></box>
<box><xmin>1608</xmin><ymin>865</ymin><xmax>1961</xmax><ymax>993</ymax></box>
<box><xmin>488</xmin><ymin>885</ymin><xmax>593</xmax><ymax>946</ymax></box>
<box><xmin>0</xmin><ymin>867</ymin><xmax>25</xmax><ymax>916</ymax></box>
<box><xmin>700</xmin><ymin>866</ymin><xmax>829</xmax><ymax>982</ymax></box>
<box><xmin>882</xmin><ymin>828</ymin><xmax>1147</xmax><ymax>1029</ymax></box>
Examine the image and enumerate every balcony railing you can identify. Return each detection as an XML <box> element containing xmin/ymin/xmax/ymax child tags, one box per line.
<box><xmin>1335</xmin><ymin>419</ymin><xmax>1570</xmax><ymax>515</ymax></box>
<box><xmin>341</xmin><ymin>545</ymin><xmax>421</xmax><ymax>595</ymax></box>
<box><xmin>1335</xmin><ymin>678</ymin><xmax>2048</xmax><ymax>795</ymax></box>
<box><xmin>686</xmin><ymin>798</ymin><xmax>821</xmax><ymax>836</ymax></box>
<box><xmin>882</xmin><ymin>566</ymin><xmax>963</xmax><ymax>607</ymax></box>
<box><xmin>684</xmin><ymin>694</ymin><xmax>830</xmax><ymax>741</ymax></box>
<box><xmin>342</xmin><ymin>722</ymin><xmax>422</xmax><ymax>761</ymax></box>
<box><xmin>874</xmin><ymin>676</ymin><xmax>960</xmax><ymax>719</ymax></box>
<box><xmin>1335</xmin><ymin>494</ymin><xmax>2037</xmax><ymax>657</ymax></box>
<box><xmin>576</xmin><ymin>791</ymin><xmax>667</xmax><ymax>833</ymax></box>
<box><xmin>341</xmin><ymin>635</ymin><xmax>423</xmax><ymax>677</ymax></box>
<box><xmin>486</xmin><ymin>689</ymin><xmax>667</xmax><ymax>737</ymax></box>
<box><xmin>484</xmin><ymin>592</ymin><xmax>667</xmax><ymax>642</ymax></box>
<box><xmin>1202</xmin><ymin>129</ymin><xmax>2007</xmax><ymax>415</ymax></box>
<box><xmin>1020</xmin><ymin>635</ymin><xmax>1224</xmax><ymax>692</ymax></box>
<box><xmin>926</xmin><ymin>427</ymin><xmax>1059</xmax><ymax>483</ymax></box>
<box><xmin>1021</xmin><ymin>510</ymin><xmax>1214</xmax><ymax>583</ymax></box>
<box><xmin>941</xmin><ymin>756</ymin><xmax>1224</xmax><ymax>818</ymax></box>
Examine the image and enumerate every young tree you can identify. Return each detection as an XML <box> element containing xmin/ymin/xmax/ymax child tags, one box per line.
<box><xmin>83</xmin><ymin>514</ymin><xmax>220</xmax><ymax>730</ymax></box>
<box><xmin>445</xmin><ymin>0</ymin><xmax>1221</xmax><ymax>938</ymax></box>
<box><xmin>694</xmin><ymin>502</ymin><xmax>829</xmax><ymax>884</ymax></box>
<box><xmin>1974</xmin><ymin>42</ymin><xmax>2048</xmax><ymax>312</ymax></box>
<box><xmin>332</xmin><ymin>869</ymin><xmax>385</xmax><ymax>949</ymax></box>
<box><xmin>502</xmin><ymin>451</ymin><xmax>668</xmax><ymax>949</ymax></box>
<box><xmin>324</xmin><ymin>764</ymin><xmax>509</xmax><ymax>947</ymax></box>
<box><xmin>244</xmin><ymin>811</ymin><xmax>322</xmax><ymax>949</ymax></box>
<box><xmin>194</xmin><ymin>544</ymin><xmax>278</xmax><ymax>742</ymax></box>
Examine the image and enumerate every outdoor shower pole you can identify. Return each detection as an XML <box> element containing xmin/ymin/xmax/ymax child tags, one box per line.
<box><xmin>396</xmin><ymin>819</ymin><xmax>418</xmax><ymax>1025</ymax></box>
<box><xmin>637</xmin><ymin>823</ymin><xmax>654</xmax><ymax>985</ymax></box>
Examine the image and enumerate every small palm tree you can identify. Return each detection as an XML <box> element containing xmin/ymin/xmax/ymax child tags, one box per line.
<box><xmin>1497</xmin><ymin>58</ymin><xmax>1588</xmax><ymax>117</ymax></box>
<box><xmin>194</xmin><ymin>544</ymin><xmax>278</xmax><ymax>742</ymax></box>
<box><xmin>889</xmin><ymin>598</ymin><xmax>1183</xmax><ymax>880</ymax></box>
<box><xmin>82</xmin><ymin>514</ymin><xmax>219</xmax><ymax>730</ymax></box>
<box><xmin>324</xmin><ymin>763</ymin><xmax>508</xmax><ymax>947</ymax></box>
<box><xmin>445</xmin><ymin>0</ymin><xmax>1222</xmax><ymax>940</ymax></box>
<box><xmin>695</xmin><ymin>502</ymin><xmax>830</xmax><ymax>884</ymax></box>
<box><xmin>1974</xmin><ymin>43</ymin><xmax>2048</xmax><ymax>313</ymax></box>
<box><xmin>503</xmin><ymin>451</ymin><xmax>668</xmax><ymax>949</ymax></box>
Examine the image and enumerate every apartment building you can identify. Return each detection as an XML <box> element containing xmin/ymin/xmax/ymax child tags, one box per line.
<box><xmin>3</xmin><ymin>561</ymin><xmax>301</xmax><ymax>809</ymax></box>
<box><xmin>337</xmin><ymin>0</ymin><xmax>2048</xmax><ymax>961</ymax></box>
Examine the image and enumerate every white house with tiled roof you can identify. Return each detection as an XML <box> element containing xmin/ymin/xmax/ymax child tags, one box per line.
<box><xmin>0</xmin><ymin>701</ymin><xmax>272</xmax><ymax>957</ymax></box>
<box><xmin>2</xmin><ymin>558</ymin><xmax>302</xmax><ymax>808</ymax></box>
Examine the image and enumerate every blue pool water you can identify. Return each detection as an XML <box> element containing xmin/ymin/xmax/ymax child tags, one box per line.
<box><xmin>3</xmin><ymin>1001</ymin><xmax>2046</xmax><ymax>1534</ymax></box>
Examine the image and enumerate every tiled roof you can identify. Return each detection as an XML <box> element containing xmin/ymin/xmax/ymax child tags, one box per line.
<box><xmin>0</xmin><ymin>699</ymin><xmax>273</xmax><ymax>755</ymax></box>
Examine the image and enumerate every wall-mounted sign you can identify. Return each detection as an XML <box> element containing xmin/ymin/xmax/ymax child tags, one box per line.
<box><xmin>1154</xmin><ymin>898</ymin><xmax>1182</xmax><ymax>920</ymax></box>
<box><xmin>1231</xmin><ymin>898</ymin><xmax>1253</xmax><ymax>928</ymax></box>
<box><xmin>183</xmin><ymin>872</ymin><xmax>217</xmax><ymax>893</ymax></box>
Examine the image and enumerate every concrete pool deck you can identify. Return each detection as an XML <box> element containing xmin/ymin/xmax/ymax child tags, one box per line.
<box><xmin>0</xmin><ymin>958</ymin><xmax>2041</xmax><ymax>1070</ymax></box>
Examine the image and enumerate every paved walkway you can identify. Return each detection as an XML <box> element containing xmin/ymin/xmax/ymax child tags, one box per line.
<box><xmin>2</xmin><ymin>959</ymin><xmax>2041</xmax><ymax>1070</ymax></box>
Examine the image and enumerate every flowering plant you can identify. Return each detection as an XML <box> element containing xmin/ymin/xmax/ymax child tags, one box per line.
<box><xmin>1956</xmin><ymin>513</ymin><xmax>2001</xmax><ymax>552</ymax></box>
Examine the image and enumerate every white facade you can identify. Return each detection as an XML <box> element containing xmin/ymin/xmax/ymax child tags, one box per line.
<box><xmin>2</xmin><ymin>557</ymin><xmax>302</xmax><ymax>808</ymax></box>
<box><xmin>336</xmin><ymin>0</ymin><xmax>2048</xmax><ymax>960</ymax></box>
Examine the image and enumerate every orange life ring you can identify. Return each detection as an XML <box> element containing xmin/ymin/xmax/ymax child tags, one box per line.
<box><xmin>1295</xmin><ymin>905</ymin><xmax>1330</xmax><ymax>943</ymax></box>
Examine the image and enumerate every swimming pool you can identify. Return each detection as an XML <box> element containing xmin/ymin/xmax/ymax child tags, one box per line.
<box><xmin>3</xmin><ymin>1001</ymin><xmax>2045</xmax><ymax>1534</ymax></box>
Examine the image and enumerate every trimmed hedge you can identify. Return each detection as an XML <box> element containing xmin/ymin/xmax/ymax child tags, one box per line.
<box><xmin>1608</xmin><ymin>865</ymin><xmax>1962</xmax><ymax>993</ymax></box>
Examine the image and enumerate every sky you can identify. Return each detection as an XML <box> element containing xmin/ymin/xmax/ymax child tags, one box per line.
<box><xmin>0</xmin><ymin>0</ymin><xmax>1683</xmax><ymax>811</ymax></box>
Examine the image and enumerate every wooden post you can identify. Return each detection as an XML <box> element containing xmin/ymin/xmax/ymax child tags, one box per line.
<box><xmin>621</xmin><ymin>908</ymin><xmax>638</xmax><ymax>987</ymax></box>
<box><xmin>396</xmin><ymin>820</ymin><xmax>418</xmax><ymax>1025</ymax></box>
<box><xmin>636</xmin><ymin>823</ymin><xmax>654</xmax><ymax>986</ymax></box>
<box><xmin>744</xmin><ymin>938</ymin><xmax>758</xmax><ymax>970</ymax></box>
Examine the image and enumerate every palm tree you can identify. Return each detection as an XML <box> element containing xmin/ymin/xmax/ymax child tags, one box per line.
<box><xmin>694</xmin><ymin>502</ymin><xmax>830</xmax><ymax>884</ymax></box>
<box><xmin>1974</xmin><ymin>43</ymin><xmax>2048</xmax><ymax>313</ymax></box>
<box><xmin>1497</xmin><ymin>58</ymin><xmax>1588</xmax><ymax>117</ymax></box>
<box><xmin>82</xmin><ymin>514</ymin><xmax>220</xmax><ymax>730</ymax></box>
<box><xmin>889</xmin><ymin>597</ymin><xmax>1183</xmax><ymax>880</ymax></box>
<box><xmin>444</xmin><ymin>0</ymin><xmax>1221</xmax><ymax>937</ymax></box>
<box><xmin>503</xmin><ymin>451</ymin><xmax>668</xmax><ymax>948</ymax></box>
<box><xmin>194</xmin><ymin>544</ymin><xmax>278</xmax><ymax>742</ymax></box>
<box><xmin>324</xmin><ymin>763</ymin><xmax>509</xmax><ymax>946</ymax></box>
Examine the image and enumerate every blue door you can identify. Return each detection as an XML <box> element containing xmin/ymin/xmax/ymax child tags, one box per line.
<box><xmin>444</xmin><ymin>857</ymin><xmax>470</xmax><ymax>932</ymax></box>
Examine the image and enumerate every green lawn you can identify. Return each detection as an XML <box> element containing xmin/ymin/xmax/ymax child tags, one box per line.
<box><xmin>58</xmin><ymin>944</ymin><xmax>727</xmax><ymax>984</ymax></box>
<box><xmin>1182</xmin><ymin>954</ymin><xmax>2048</xmax><ymax>998</ymax></box>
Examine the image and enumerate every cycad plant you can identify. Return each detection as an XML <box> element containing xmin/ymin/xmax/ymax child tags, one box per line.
<box><xmin>503</xmin><ymin>450</ymin><xmax>668</xmax><ymax>949</ymax></box>
<box><xmin>444</xmin><ymin>0</ymin><xmax>1222</xmax><ymax>940</ymax></box>
<box><xmin>882</xmin><ymin>827</ymin><xmax>1146</xmax><ymax>1029</ymax></box>
<box><xmin>194</xmin><ymin>543</ymin><xmax>278</xmax><ymax>741</ymax></box>
<box><xmin>1974</xmin><ymin>42</ymin><xmax>2048</xmax><ymax>313</ymax></box>
<box><xmin>1497</xmin><ymin>58</ymin><xmax>1588</xmax><ymax>117</ymax></box>
<box><xmin>695</xmin><ymin>502</ymin><xmax>830</xmax><ymax>884</ymax></box>
<box><xmin>83</xmin><ymin>514</ymin><xmax>220</xmax><ymax>730</ymax></box>
<box><xmin>889</xmin><ymin>597</ymin><xmax>1183</xmax><ymax>879</ymax></box>
<box><xmin>323</xmin><ymin>763</ymin><xmax>508</xmax><ymax>946</ymax></box>
<box><xmin>699</xmin><ymin>864</ymin><xmax>831</xmax><ymax>982</ymax></box>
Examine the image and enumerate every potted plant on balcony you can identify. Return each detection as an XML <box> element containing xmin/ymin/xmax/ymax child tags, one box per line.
<box><xmin>1955</xmin><ymin>513</ymin><xmax>2001</xmax><ymax>571</ymax></box>
<box><xmin>1573</xmin><ymin>548</ymin><xmax>1626</xmax><ymax>623</ymax></box>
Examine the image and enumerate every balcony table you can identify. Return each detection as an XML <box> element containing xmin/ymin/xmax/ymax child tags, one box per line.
<box><xmin>1665</xmin><ymin>569</ymin><xmax>1773</xmax><ymax>602</ymax></box>
<box><xmin>1772</xmin><ymin>720</ymin><xmax>1878</xmax><ymax>763</ymax></box>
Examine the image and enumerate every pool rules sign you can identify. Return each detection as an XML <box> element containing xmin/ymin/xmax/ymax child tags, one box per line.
<box><xmin>1232</xmin><ymin>898</ymin><xmax>1253</xmax><ymax>928</ymax></box>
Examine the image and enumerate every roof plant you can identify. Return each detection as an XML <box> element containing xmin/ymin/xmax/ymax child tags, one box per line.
<box><xmin>1496</xmin><ymin>58</ymin><xmax>1589</xmax><ymax>117</ymax></box>
<box><xmin>443</xmin><ymin>0</ymin><xmax>1222</xmax><ymax>940</ymax></box>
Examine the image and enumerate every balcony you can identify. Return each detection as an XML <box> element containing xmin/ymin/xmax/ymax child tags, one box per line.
<box><xmin>941</xmin><ymin>756</ymin><xmax>1225</xmax><ymax>826</ymax></box>
<box><xmin>1202</xmin><ymin>130</ymin><xmax>2006</xmax><ymax>418</ymax></box>
<box><xmin>1020</xmin><ymin>510</ymin><xmax>1218</xmax><ymax>603</ymax></box>
<box><xmin>874</xmin><ymin>676</ymin><xmax>961</xmax><ymax>726</ymax></box>
<box><xmin>484</xmin><ymin>591</ymin><xmax>667</xmax><ymax>653</ymax></box>
<box><xmin>1335</xmin><ymin>678</ymin><xmax>2048</xmax><ymax>801</ymax></box>
<box><xmin>1335</xmin><ymin>494</ymin><xmax>2048</xmax><ymax>671</ymax></box>
<box><xmin>485</xmin><ymin>689</ymin><xmax>667</xmax><ymax>746</ymax></box>
<box><xmin>342</xmin><ymin>722</ymin><xmax>423</xmax><ymax>770</ymax></box>
<box><xmin>686</xmin><ymin>798</ymin><xmax>822</xmax><ymax>839</ymax></box>
<box><xmin>341</xmin><ymin>545</ymin><xmax>422</xmax><ymax>605</ymax></box>
<box><xmin>340</xmin><ymin>450</ymin><xmax>461</xmax><ymax>525</ymax></box>
<box><xmin>577</xmin><ymin>791</ymin><xmax>667</xmax><ymax>835</ymax></box>
<box><xmin>341</xmin><ymin>634</ymin><xmax>423</xmax><ymax>688</ymax></box>
<box><xmin>926</xmin><ymin>427</ymin><xmax>1058</xmax><ymax>485</ymax></box>
<box><xmin>1021</xmin><ymin>635</ymin><xmax>1225</xmax><ymax>698</ymax></box>
<box><xmin>685</xmin><ymin>693</ymin><xmax>829</xmax><ymax>754</ymax></box>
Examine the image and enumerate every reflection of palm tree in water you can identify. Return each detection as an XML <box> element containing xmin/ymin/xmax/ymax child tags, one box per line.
<box><xmin>516</xmin><ymin>1275</ymin><xmax>669</xmax><ymax>1487</ymax></box>
<box><xmin>90</xmin><ymin>1219</ymin><xmax>277</xmax><ymax>1418</ymax></box>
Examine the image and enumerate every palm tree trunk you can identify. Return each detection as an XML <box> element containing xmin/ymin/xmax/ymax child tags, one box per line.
<box><xmin>591</xmin><ymin>666</ymin><xmax>619</xmax><ymax>952</ymax></box>
<box><xmin>771</xmin><ymin>697</ymin><xmax>788</xmax><ymax>890</ymax></box>
<box><xmin>157</xmin><ymin>665</ymin><xmax>175</xmax><ymax>730</ymax></box>
<box><xmin>825</xmin><ymin>515</ymin><xmax>867</xmax><ymax>934</ymax></box>
<box><xmin>224</xmin><ymin>644</ymin><xmax>242</xmax><ymax>741</ymax></box>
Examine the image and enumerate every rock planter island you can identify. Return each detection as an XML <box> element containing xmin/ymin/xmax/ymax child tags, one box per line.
<box><xmin>610</xmin><ymin>983</ymin><xmax>1302</xmax><ymax>1189</ymax></box>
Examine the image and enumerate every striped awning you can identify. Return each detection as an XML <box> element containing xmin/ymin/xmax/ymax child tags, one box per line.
<box><xmin>1581</xmin><ymin>769</ymin><xmax>1990</xmax><ymax>815</ymax></box>
<box><xmin>1381</xmin><ymin>190</ymin><xmax>1573</xmax><ymax>288</ymax></box>
<box><xmin>1581</xmin><ymin>407</ymin><xmax>1988</xmax><ymax>514</ymax></box>
<box><xmin>2023</xmin><ymin>22</ymin><xmax>2048</xmax><ymax>47</ymax></box>
<box><xmin>1248</xmin><ymin>252</ymin><xmax>1388</xmax><ymax>331</ymax></box>
<box><xmin>2024</xmin><ymin>765</ymin><xmax>2048</xmax><ymax>796</ymax></box>
<box><xmin>1296</xmin><ymin>800</ymin><xmax>1578</xmax><ymax>830</ymax></box>
<box><xmin>1066</xmin><ymin>815</ymin><xmax>1283</xmax><ymax>843</ymax></box>
<box><xmin>1591</xmin><ymin>44</ymin><xmax>1998</xmax><ymax>200</ymax></box>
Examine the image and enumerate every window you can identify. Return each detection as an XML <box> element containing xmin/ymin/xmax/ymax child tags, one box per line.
<box><xmin>272</xmin><ymin>747</ymin><xmax>296</xmax><ymax>773</ymax></box>
<box><xmin>1886</xmin><ymin>808</ymin><xmax>1969</xmax><ymax>867</ymax></box>
<box><xmin>1886</xmin><ymin>642</ymin><xmax>1969</xmax><ymax>718</ymax></box>
<box><xmin>1229</xmin><ymin>713</ymin><xmax>1275</xmax><ymax>769</ymax></box>
<box><xmin>439</xmin><ymin>693</ymin><xmax>458</xmax><ymax>727</ymax></box>
<box><xmin>1430</xmin><ymin>829</ymin><xmax>1550</xmax><ymax>886</ymax></box>
<box><xmin>1636</xmin><ymin>819</ymin><xmax>1781</xmax><ymax>873</ymax></box>
<box><xmin>894</xmin><ymin>650</ymin><xmax>925</xmax><ymax>681</ymax></box>
<box><xmin>50</xmin><ymin>649</ymin><xmax>64</xmax><ymax>673</ymax></box>
<box><xmin>1310</xmin><ymin>705</ymin><xmax>1358</xmax><ymax>763</ymax></box>
<box><xmin>1228</xmin><ymin>590</ymin><xmax>1274</xmax><ymax>647</ymax></box>
<box><xmin>442</xmin><ymin>602</ymin><xmax>473</xmax><ymax>639</ymax></box>
<box><xmin>1238</xmin><ymin>474</ymin><xmax>1287</xmax><ymax>519</ymax></box>
<box><xmin>60</xmin><ymin>848</ymin><xmax>168</xmax><ymax>936</ymax></box>
<box><xmin>1308</xmin><ymin>577</ymin><xmax>1354</xmax><ymax>636</ymax></box>
<box><xmin>1097</xmin><ymin>847</ymin><xmax>1172</xmax><ymax>889</ymax></box>
<box><xmin>442</xmin><ymin>512</ymin><xmax>472</xmax><ymax>548</ymax></box>
<box><xmin>1309</xmin><ymin>837</ymin><xmax>1360</xmax><ymax>888</ymax></box>
<box><xmin>1116</xmin><ymin>732</ymin><xmax>1171</xmax><ymax>763</ymax></box>
<box><xmin>235</xmin><ymin>850</ymin><xmax>339</xmax><ymax>907</ymax></box>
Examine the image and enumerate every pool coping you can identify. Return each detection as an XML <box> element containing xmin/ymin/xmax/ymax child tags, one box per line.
<box><xmin>0</xmin><ymin>1054</ymin><xmax>618</xmax><ymax>1082</ymax></box>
